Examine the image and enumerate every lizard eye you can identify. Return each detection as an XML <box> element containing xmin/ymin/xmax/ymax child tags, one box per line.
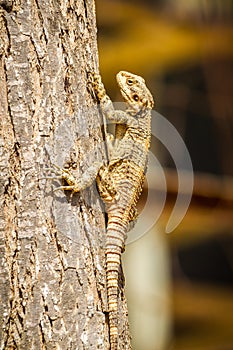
<box><xmin>133</xmin><ymin>94</ymin><xmax>139</xmax><ymax>101</ymax></box>
<box><xmin>127</xmin><ymin>78</ymin><xmax>134</xmax><ymax>85</ymax></box>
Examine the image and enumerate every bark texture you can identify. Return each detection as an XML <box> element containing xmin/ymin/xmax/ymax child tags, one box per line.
<box><xmin>0</xmin><ymin>1</ymin><xmax>130</xmax><ymax>349</ymax></box>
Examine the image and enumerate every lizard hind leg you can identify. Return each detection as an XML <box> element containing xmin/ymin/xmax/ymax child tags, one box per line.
<box><xmin>96</xmin><ymin>165</ymin><xmax>118</xmax><ymax>203</ymax></box>
<box><xmin>46</xmin><ymin>162</ymin><xmax>103</xmax><ymax>193</ymax></box>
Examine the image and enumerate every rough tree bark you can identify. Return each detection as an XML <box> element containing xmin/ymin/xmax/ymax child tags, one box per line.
<box><xmin>0</xmin><ymin>1</ymin><xmax>130</xmax><ymax>349</ymax></box>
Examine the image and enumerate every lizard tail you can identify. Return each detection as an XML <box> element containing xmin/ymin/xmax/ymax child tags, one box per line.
<box><xmin>106</xmin><ymin>217</ymin><xmax>127</xmax><ymax>350</ymax></box>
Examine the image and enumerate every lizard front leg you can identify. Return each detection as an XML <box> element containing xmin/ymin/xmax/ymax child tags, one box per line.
<box><xmin>93</xmin><ymin>73</ymin><xmax>138</xmax><ymax>128</ymax></box>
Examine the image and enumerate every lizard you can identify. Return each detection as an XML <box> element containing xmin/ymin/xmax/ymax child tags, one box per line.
<box><xmin>49</xmin><ymin>71</ymin><xmax>154</xmax><ymax>349</ymax></box>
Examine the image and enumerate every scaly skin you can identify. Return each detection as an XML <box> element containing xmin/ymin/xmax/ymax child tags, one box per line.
<box><xmin>51</xmin><ymin>71</ymin><xmax>154</xmax><ymax>349</ymax></box>
<box><xmin>94</xmin><ymin>71</ymin><xmax>154</xmax><ymax>350</ymax></box>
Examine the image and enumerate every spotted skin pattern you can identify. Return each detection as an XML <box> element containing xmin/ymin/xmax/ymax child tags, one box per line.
<box><xmin>53</xmin><ymin>71</ymin><xmax>154</xmax><ymax>349</ymax></box>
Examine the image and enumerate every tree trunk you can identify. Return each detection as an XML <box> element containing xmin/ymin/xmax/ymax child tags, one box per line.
<box><xmin>0</xmin><ymin>1</ymin><xmax>130</xmax><ymax>349</ymax></box>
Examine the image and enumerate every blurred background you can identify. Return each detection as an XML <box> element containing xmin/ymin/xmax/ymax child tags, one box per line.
<box><xmin>95</xmin><ymin>1</ymin><xmax>233</xmax><ymax>349</ymax></box>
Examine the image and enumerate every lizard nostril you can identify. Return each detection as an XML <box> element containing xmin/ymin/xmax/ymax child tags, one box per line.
<box><xmin>133</xmin><ymin>94</ymin><xmax>139</xmax><ymax>101</ymax></box>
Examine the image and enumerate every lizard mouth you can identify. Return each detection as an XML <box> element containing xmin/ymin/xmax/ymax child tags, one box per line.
<box><xmin>120</xmin><ymin>88</ymin><xmax>131</xmax><ymax>102</ymax></box>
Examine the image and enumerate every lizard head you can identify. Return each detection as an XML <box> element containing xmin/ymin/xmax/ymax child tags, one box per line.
<box><xmin>116</xmin><ymin>71</ymin><xmax>154</xmax><ymax>112</ymax></box>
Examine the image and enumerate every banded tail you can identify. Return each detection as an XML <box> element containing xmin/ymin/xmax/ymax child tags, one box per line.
<box><xmin>106</xmin><ymin>213</ymin><xmax>128</xmax><ymax>350</ymax></box>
